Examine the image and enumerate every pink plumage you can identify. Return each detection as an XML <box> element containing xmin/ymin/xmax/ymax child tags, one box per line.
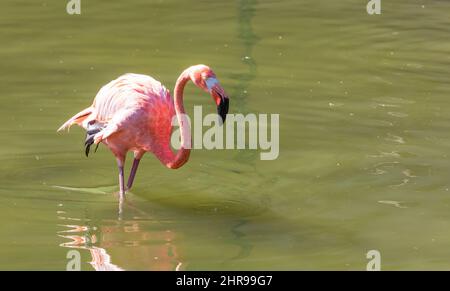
<box><xmin>58</xmin><ymin>65</ymin><xmax>229</xmax><ymax>209</ymax></box>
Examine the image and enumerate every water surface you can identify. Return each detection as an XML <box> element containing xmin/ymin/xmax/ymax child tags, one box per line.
<box><xmin>1</xmin><ymin>0</ymin><xmax>450</xmax><ymax>270</ymax></box>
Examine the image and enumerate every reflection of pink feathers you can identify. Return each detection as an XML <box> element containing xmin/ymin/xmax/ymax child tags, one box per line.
<box><xmin>58</xmin><ymin>65</ymin><xmax>229</xmax><ymax>202</ymax></box>
<box><xmin>89</xmin><ymin>247</ymin><xmax>124</xmax><ymax>271</ymax></box>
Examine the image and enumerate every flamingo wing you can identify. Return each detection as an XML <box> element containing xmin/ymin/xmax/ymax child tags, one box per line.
<box><xmin>88</xmin><ymin>73</ymin><xmax>173</xmax><ymax>144</ymax></box>
<box><xmin>59</xmin><ymin>73</ymin><xmax>173</xmax><ymax>156</ymax></box>
<box><xmin>92</xmin><ymin>73</ymin><xmax>171</xmax><ymax>123</ymax></box>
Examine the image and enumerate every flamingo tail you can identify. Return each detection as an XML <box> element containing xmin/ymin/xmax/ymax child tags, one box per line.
<box><xmin>57</xmin><ymin>107</ymin><xmax>93</xmax><ymax>132</ymax></box>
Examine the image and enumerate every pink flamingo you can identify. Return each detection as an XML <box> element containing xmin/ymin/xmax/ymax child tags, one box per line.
<box><xmin>58</xmin><ymin>65</ymin><xmax>229</xmax><ymax>205</ymax></box>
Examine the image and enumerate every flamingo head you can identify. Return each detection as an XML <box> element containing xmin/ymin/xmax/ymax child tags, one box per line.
<box><xmin>189</xmin><ymin>65</ymin><xmax>229</xmax><ymax>123</ymax></box>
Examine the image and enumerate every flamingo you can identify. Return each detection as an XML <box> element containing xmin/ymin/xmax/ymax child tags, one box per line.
<box><xmin>58</xmin><ymin>65</ymin><xmax>229</xmax><ymax>207</ymax></box>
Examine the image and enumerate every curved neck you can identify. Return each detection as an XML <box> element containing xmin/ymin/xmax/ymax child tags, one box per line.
<box><xmin>164</xmin><ymin>70</ymin><xmax>191</xmax><ymax>169</ymax></box>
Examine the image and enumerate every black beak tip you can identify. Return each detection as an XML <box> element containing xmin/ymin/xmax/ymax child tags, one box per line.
<box><xmin>217</xmin><ymin>98</ymin><xmax>229</xmax><ymax>124</ymax></box>
<box><xmin>219</xmin><ymin>112</ymin><xmax>227</xmax><ymax>124</ymax></box>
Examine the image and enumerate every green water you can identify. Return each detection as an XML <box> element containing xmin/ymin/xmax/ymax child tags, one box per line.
<box><xmin>1</xmin><ymin>0</ymin><xmax>450</xmax><ymax>270</ymax></box>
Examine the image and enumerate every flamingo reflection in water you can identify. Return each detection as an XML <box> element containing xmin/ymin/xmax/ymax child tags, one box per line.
<box><xmin>58</xmin><ymin>214</ymin><xmax>183</xmax><ymax>271</ymax></box>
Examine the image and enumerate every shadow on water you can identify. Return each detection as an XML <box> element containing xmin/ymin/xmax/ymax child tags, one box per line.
<box><xmin>226</xmin><ymin>219</ymin><xmax>253</xmax><ymax>262</ymax></box>
<box><xmin>231</xmin><ymin>0</ymin><xmax>259</xmax><ymax>114</ymax></box>
<box><xmin>228</xmin><ymin>0</ymin><xmax>261</xmax><ymax>165</ymax></box>
<box><xmin>221</xmin><ymin>1</ymin><xmax>262</xmax><ymax>262</ymax></box>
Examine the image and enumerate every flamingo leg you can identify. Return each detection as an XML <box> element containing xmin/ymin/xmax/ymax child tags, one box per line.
<box><xmin>118</xmin><ymin>166</ymin><xmax>125</xmax><ymax>197</ymax></box>
<box><xmin>116</xmin><ymin>157</ymin><xmax>126</xmax><ymax>202</ymax></box>
<box><xmin>117</xmin><ymin>164</ymin><xmax>125</xmax><ymax>216</ymax></box>
<box><xmin>127</xmin><ymin>158</ymin><xmax>141</xmax><ymax>190</ymax></box>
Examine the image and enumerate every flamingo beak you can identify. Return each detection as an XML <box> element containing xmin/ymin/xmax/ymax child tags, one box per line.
<box><xmin>206</xmin><ymin>78</ymin><xmax>229</xmax><ymax>124</ymax></box>
<box><xmin>217</xmin><ymin>92</ymin><xmax>229</xmax><ymax>124</ymax></box>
